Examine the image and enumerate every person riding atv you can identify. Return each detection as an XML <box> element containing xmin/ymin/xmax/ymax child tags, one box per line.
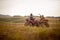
<box><xmin>40</xmin><ymin>15</ymin><xmax>48</xmax><ymax>23</ymax></box>
<box><xmin>29</xmin><ymin>13</ymin><xmax>35</xmax><ymax>20</ymax></box>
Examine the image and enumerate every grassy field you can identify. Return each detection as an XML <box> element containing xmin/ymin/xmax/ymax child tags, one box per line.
<box><xmin>0</xmin><ymin>17</ymin><xmax>60</xmax><ymax>40</ymax></box>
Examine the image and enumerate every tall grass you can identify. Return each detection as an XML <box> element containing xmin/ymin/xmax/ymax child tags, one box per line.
<box><xmin>0</xmin><ymin>22</ymin><xmax>60</xmax><ymax>40</ymax></box>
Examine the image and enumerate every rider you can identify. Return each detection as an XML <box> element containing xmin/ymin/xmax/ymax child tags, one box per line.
<box><xmin>40</xmin><ymin>15</ymin><xmax>45</xmax><ymax>22</ymax></box>
<box><xmin>29</xmin><ymin>13</ymin><xmax>34</xmax><ymax>20</ymax></box>
<box><xmin>41</xmin><ymin>15</ymin><xmax>45</xmax><ymax>19</ymax></box>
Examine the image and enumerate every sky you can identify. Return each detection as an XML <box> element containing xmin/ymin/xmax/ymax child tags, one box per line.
<box><xmin>0</xmin><ymin>0</ymin><xmax>60</xmax><ymax>16</ymax></box>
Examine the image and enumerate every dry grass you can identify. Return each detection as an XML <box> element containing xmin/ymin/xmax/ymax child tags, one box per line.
<box><xmin>0</xmin><ymin>18</ymin><xmax>60</xmax><ymax>40</ymax></box>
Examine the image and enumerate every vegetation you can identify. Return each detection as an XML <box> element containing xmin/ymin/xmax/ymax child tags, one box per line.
<box><xmin>0</xmin><ymin>17</ymin><xmax>60</xmax><ymax>40</ymax></box>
